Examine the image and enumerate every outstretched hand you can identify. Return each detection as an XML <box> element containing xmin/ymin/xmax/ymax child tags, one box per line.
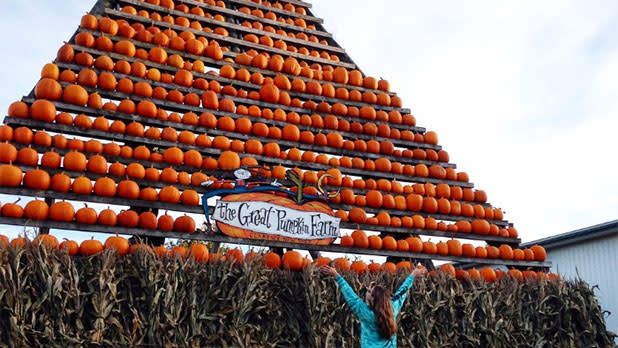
<box><xmin>320</xmin><ymin>265</ymin><xmax>339</xmax><ymax>277</ymax></box>
<box><xmin>412</xmin><ymin>266</ymin><xmax>428</xmax><ymax>277</ymax></box>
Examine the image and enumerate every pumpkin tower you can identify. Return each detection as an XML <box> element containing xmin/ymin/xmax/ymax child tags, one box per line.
<box><xmin>0</xmin><ymin>0</ymin><xmax>549</xmax><ymax>272</ymax></box>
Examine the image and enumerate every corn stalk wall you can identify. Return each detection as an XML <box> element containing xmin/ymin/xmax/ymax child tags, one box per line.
<box><xmin>0</xmin><ymin>246</ymin><xmax>615</xmax><ymax>348</ymax></box>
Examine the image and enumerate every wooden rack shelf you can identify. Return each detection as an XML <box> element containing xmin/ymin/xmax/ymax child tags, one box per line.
<box><xmin>50</xmin><ymin>61</ymin><xmax>435</xmax><ymax>150</ymax></box>
<box><xmin>7</xmin><ymin>114</ymin><xmax>472</xmax><ymax>188</ymax></box>
<box><xmin>200</xmin><ymin>234</ymin><xmax>545</xmax><ymax>268</ymax></box>
<box><xmin>339</xmin><ymin>222</ymin><xmax>518</xmax><ymax>245</ymax></box>
<box><xmin>72</xmin><ymin>24</ymin><xmax>394</xmax><ymax>98</ymax></box>
<box><xmin>14</xmin><ymin>163</ymin><xmax>203</xmax><ymax>194</ymax></box>
<box><xmin>21</xmin><ymin>98</ymin><xmax>444</xmax><ymax>171</ymax></box>
<box><xmin>57</xmin><ymin>53</ymin><xmax>402</xmax><ymax>115</ymax></box>
<box><xmin>73</xmin><ymin>28</ymin><xmax>400</xmax><ymax>108</ymax></box>
<box><xmin>118</xmin><ymin>0</ymin><xmax>341</xmax><ymax>55</ymax></box>
<box><xmin>11</xmin><ymin>142</ymin><xmax>203</xmax><ymax>173</ymax></box>
<box><xmin>268</xmin><ymin>0</ymin><xmax>313</xmax><ymax>9</ymax></box>
<box><xmin>10</xmin><ymin>148</ymin><xmax>496</xmax><ymax>226</ymax></box>
<box><xmin>227</xmin><ymin>0</ymin><xmax>320</xmax><ymax>23</ymax></box>
<box><xmin>0</xmin><ymin>217</ymin><xmax>547</xmax><ymax>269</ymax></box>
<box><xmin>25</xmin><ymin>93</ymin><xmax>428</xmax><ymax>154</ymax></box>
<box><xmin>0</xmin><ymin>183</ymin><xmax>509</xmax><ymax>244</ymax></box>
<box><xmin>334</xmin><ymin>202</ymin><xmax>509</xmax><ymax>228</ymax></box>
<box><xmin>11</xmin><ymin>144</ymin><xmax>488</xmax><ymax>213</ymax></box>
<box><xmin>0</xmin><ymin>187</ymin><xmax>204</xmax><ymax>215</ymax></box>
<box><xmin>57</xmin><ymin>56</ymin><xmax>412</xmax><ymax>140</ymax></box>
<box><xmin>177</xmin><ymin>0</ymin><xmax>330</xmax><ymax>39</ymax></box>
<box><xmin>106</xmin><ymin>9</ymin><xmax>356</xmax><ymax>69</ymax></box>
<box><xmin>69</xmin><ymin>37</ymin><xmax>397</xmax><ymax>100</ymax></box>
<box><xmin>65</xmin><ymin>39</ymin><xmax>415</xmax><ymax>133</ymax></box>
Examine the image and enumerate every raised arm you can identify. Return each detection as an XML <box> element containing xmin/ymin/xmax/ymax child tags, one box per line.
<box><xmin>391</xmin><ymin>273</ymin><xmax>415</xmax><ymax>314</ymax></box>
<box><xmin>321</xmin><ymin>266</ymin><xmax>372</xmax><ymax>321</ymax></box>
<box><xmin>335</xmin><ymin>275</ymin><xmax>373</xmax><ymax>320</ymax></box>
<box><xmin>392</xmin><ymin>267</ymin><xmax>426</xmax><ymax>314</ymax></box>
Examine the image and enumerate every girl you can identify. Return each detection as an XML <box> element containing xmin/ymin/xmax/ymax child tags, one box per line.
<box><xmin>320</xmin><ymin>265</ymin><xmax>426</xmax><ymax>347</ymax></box>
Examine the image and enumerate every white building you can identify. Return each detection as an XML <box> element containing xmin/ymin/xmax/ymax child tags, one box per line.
<box><xmin>522</xmin><ymin>219</ymin><xmax>618</xmax><ymax>340</ymax></box>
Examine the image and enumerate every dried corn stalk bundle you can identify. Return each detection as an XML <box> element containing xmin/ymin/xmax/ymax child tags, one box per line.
<box><xmin>0</xmin><ymin>246</ymin><xmax>615</xmax><ymax>348</ymax></box>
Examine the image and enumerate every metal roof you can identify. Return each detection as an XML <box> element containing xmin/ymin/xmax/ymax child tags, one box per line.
<box><xmin>521</xmin><ymin>219</ymin><xmax>618</xmax><ymax>250</ymax></box>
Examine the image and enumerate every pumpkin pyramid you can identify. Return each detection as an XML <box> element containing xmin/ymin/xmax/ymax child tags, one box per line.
<box><xmin>0</xmin><ymin>0</ymin><xmax>548</xmax><ymax>270</ymax></box>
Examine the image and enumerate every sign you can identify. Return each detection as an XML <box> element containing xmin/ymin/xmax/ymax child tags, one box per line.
<box><xmin>214</xmin><ymin>192</ymin><xmax>340</xmax><ymax>245</ymax></box>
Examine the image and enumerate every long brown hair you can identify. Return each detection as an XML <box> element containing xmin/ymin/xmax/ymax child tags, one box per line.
<box><xmin>370</xmin><ymin>285</ymin><xmax>397</xmax><ymax>339</ymax></box>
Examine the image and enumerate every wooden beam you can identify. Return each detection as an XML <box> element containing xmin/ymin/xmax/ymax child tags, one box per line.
<box><xmin>177</xmin><ymin>0</ymin><xmax>329</xmax><ymax>39</ymax></box>
<box><xmin>0</xmin><ymin>184</ymin><xmax>513</xmax><ymax>244</ymax></box>
<box><xmin>267</xmin><ymin>0</ymin><xmax>313</xmax><ymax>10</ymax></box>
<box><xmin>67</xmin><ymin>36</ymin><xmax>412</xmax><ymax>126</ymax></box>
<box><xmin>106</xmin><ymin>9</ymin><xmax>355</xmax><ymax>69</ymax></box>
<box><xmin>28</xmin><ymin>67</ymin><xmax>443</xmax><ymax>168</ymax></box>
<box><xmin>7</xmin><ymin>118</ymin><xmax>470</xmax><ymax>188</ymax></box>
<box><xmin>340</xmin><ymin>222</ymin><xmax>519</xmax><ymax>245</ymax></box>
<box><xmin>0</xmin><ymin>187</ymin><xmax>206</xmax><ymax>215</ymax></box>
<box><xmin>29</xmin><ymin>89</ymin><xmax>423</xmax><ymax>152</ymax></box>
<box><xmin>70</xmin><ymin>37</ymin><xmax>400</xmax><ymax>99</ymax></box>
<box><xmin>0</xmin><ymin>218</ymin><xmax>550</xmax><ymax>269</ymax></box>
<box><xmin>227</xmin><ymin>0</ymin><xmax>318</xmax><ymax>22</ymax></box>
<box><xmin>12</xmin><ymin>156</ymin><xmax>492</xmax><ymax>214</ymax></box>
<box><xmin>118</xmin><ymin>0</ymin><xmax>340</xmax><ymax>54</ymax></box>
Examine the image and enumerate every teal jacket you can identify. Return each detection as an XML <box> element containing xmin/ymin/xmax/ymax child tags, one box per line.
<box><xmin>335</xmin><ymin>274</ymin><xmax>415</xmax><ymax>348</ymax></box>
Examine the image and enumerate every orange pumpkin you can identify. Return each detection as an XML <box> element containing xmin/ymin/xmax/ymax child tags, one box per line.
<box><xmin>348</xmin><ymin>207</ymin><xmax>367</xmax><ymax>224</ymax></box>
<box><xmin>117</xmin><ymin>179</ymin><xmax>140</xmax><ymax>199</ymax></box>
<box><xmin>33</xmin><ymin>234</ymin><xmax>59</xmax><ymax>249</ymax></box>
<box><xmin>480</xmin><ymin>267</ymin><xmax>497</xmax><ymax>282</ymax></box>
<box><xmin>264</xmin><ymin>252</ymin><xmax>281</xmax><ymax>268</ymax></box>
<box><xmin>75</xmin><ymin>204</ymin><xmax>97</xmax><ymax>224</ymax></box>
<box><xmin>530</xmin><ymin>245</ymin><xmax>547</xmax><ymax>261</ymax></box>
<box><xmin>218</xmin><ymin>151</ymin><xmax>240</xmax><ymax>170</ymax></box>
<box><xmin>49</xmin><ymin>201</ymin><xmax>75</xmax><ymax>222</ymax></box>
<box><xmin>98</xmin><ymin>208</ymin><xmax>117</xmax><ymax>226</ymax></box>
<box><xmin>282</xmin><ymin>250</ymin><xmax>304</xmax><ymax>271</ymax></box>
<box><xmin>383</xmin><ymin>262</ymin><xmax>397</xmax><ymax>273</ymax></box>
<box><xmin>381</xmin><ymin>236</ymin><xmax>396</xmax><ymax>251</ymax></box>
<box><xmin>174</xmin><ymin>215</ymin><xmax>196</xmax><ymax>233</ymax></box>
<box><xmin>259</xmin><ymin>83</ymin><xmax>280</xmax><ymax>103</ymax></box>
<box><xmin>57</xmin><ymin>43</ymin><xmax>75</xmax><ymax>62</ymax></box>
<box><xmin>498</xmin><ymin>244</ymin><xmax>514</xmax><ymax>260</ymax></box>
<box><xmin>189</xmin><ymin>243</ymin><xmax>209</xmax><ymax>262</ymax></box>
<box><xmin>2</xmin><ymin>199</ymin><xmax>24</xmax><ymax>218</ymax></box>
<box><xmin>35</xmin><ymin>78</ymin><xmax>62</xmax><ymax>100</ymax></box>
<box><xmin>446</xmin><ymin>239</ymin><xmax>462</xmax><ymax>256</ymax></box>
<box><xmin>351</xmin><ymin>261</ymin><xmax>367</xmax><ymax>274</ymax></box>
<box><xmin>117</xmin><ymin>210</ymin><xmax>139</xmax><ymax>228</ymax></box>
<box><xmin>40</xmin><ymin>63</ymin><xmax>60</xmax><ymax>79</ymax></box>
<box><xmin>349</xmin><ymin>229</ymin><xmax>368</xmax><ymax>248</ymax></box>
<box><xmin>59</xmin><ymin>239</ymin><xmax>79</xmax><ymax>255</ymax></box>
<box><xmin>63</xmin><ymin>85</ymin><xmax>89</xmax><ymax>106</ymax></box>
<box><xmin>24</xmin><ymin>199</ymin><xmax>49</xmax><ymax>220</ymax></box>
<box><xmin>93</xmin><ymin>177</ymin><xmax>117</xmax><ymax>197</ymax></box>
<box><xmin>63</xmin><ymin>151</ymin><xmax>87</xmax><ymax>171</ymax></box>
<box><xmin>332</xmin><ymin>257</ymin><xmax>351</xmax><ymax>272</ymax></box>
<box><xmin>22</xmin><ymin>169</ymin><xmax>50</xmax><ymax>190</ymax></box>
<box><xmin>160</xmin><ymin>186</ymin><xmax>181</xmax><ymax>203</ymax></box>
<box><xmin>158</xmin><ymin>213</ymin><xmax>174</xmax><ymax>232</ymax></box>
<box><xmin>340</xmin><ymin>235</ymin><xmax>354</xmax><ymax>247</ymax></box>
<box><xmin>104</xmin><ymin>235</ymin><xmax>130</xmax><ymax>255</ymax></box>
<box><xmin>440</xmin><ymin>264</ymin><xmax>456</xmax><ymax>277</ymax></box>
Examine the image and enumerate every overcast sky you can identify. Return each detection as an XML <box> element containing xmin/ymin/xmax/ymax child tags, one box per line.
<box><xmin>0</xmin><ymin>1</ymin><xmax>616</xmax><ymax>243</ymax></box>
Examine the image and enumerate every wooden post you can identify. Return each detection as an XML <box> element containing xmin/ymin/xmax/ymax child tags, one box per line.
<box><xmin>39</xmin><ymin>197</ymin><xmax>55</xmax><ymax>235</ymax></box>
